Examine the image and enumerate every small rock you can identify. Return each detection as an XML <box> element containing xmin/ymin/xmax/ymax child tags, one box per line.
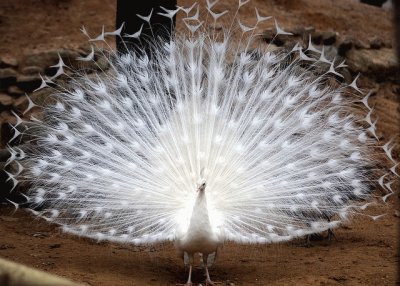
<box><xmin>311</xmin><ymin>30</ymin><xmax>336</xmax><ymax>46</ymax></box>
<box><xmin>369</xmin><ymin>36</ymin><xmax>384</xmax><ymax>49</ymax></box>
<box><xmin>95</xmin><ymin>55</ymin><xmax>110</xmax><ymax>71</ymax></box>
<box><xmin>263</xmin><ymin>28</ymin><xmax>275</xmax><ymax>42</ymax></box>
<box><xmin>290</xmin><ymin>26</ymin><xmax>307</xmax><ymax>36</ymax></box>
<box><xmin>323</xmin><ymin>45</ymin><xmax>338</xmax><ymax>62</ymax></box>
<box><xmin>7</xmin><ymin>86</ymin><xmax>24</xmax><ymax>96</ymax></box>
<box><xmin>0</xmin><ymin>244</ymin><xmax>15</xmax><ymax>250</ymax></box>
<box><xmin>21</xmin><ymin>49</ymin><xmax>80</xmax><ymax>71</ymax></box>
<box><xmin>12</xmin><ymin>95</ymin><xmax>28</xmax><ymax>112</ymax></box>
<box><xmin>338</xmin><ymin>36</ymin><xmax>354</xmax><ymax>56</ymax></box>
<box><xmin>289</xmin><ymin>26</ymin><xmax>315</xmax><ymax>41</ymax></box>
<box><xmin>0</xmin><ymin>112</ymin><xmax>18</xmax><ymax>141</ymax></box>
<box><xmin>0</xmin><ymin>216</ymin><xmax>19</xmax><ymax>222</ymax></box>
<box><xmin>284</xmin><ymin>40</ymin><xmax>303</xmax><ymax>51</ymax></box>
<box><xmin>394</xmin><ymin>210</ymin><xmax>400</xmax><ymax>218</ymax></box>
<box><xmin>78</xmin><ymin>43</ymin><xmax>93</xmax><ymax>54</ymax></box>
<box><xmin>0</xmin><ymin>93</ymin><xmax>13</xmax><ymax>106</ymax></box>
<box><xmin>49</xmin><ymin>243</ymin><xmax>61</xmax><ymax>249</ymax></box>
<box><xmin>145</xmin><ymin>246</ymin><xmax>157</xmax><ymax>252</ymax></box>
<box><xmin>0</xmin><ymin>56</ymin><xmax>18</xmax><ymax>68</ymax></box>
<box><xmin>346</xmin><ymin>48</ymin><xmax>398</xmax><ymax>79</ymax></box>
<box><xmin>311</xmin><ymin>30</ymin><xmax>323</xmax><ymax>45</ymax></box>
<box><xmin>209</xmin><ymin>24</ymin><xmax>223</xmax><ymax>32</ymax></box>
<box><xmin>329</xmin><ymin>275</ymin><xmax>347</xmax><ymax>282</ymax></box>
<box><xmin>304</xmin><ymin>26</ymin><xmax>315</xmax><ymax>33</ymax></box>
<box><xmin>0</xmin><ymin>148</ymin><xmax>10</xmax><ymax>162</ymax></box>
<box><xmin>340</xmin><ymin>68</ymin><xmax>353</xmax><ymax>84</ymax></box>
<box><xmin>338</xmin><ymin>36</ymin><xmax>369</xmax><ymax>55</ymax></box>
<box><xmin>16</xmin><ymin>74</ymin><xmax>42</xmax><ymax>92</ymax></box>
<box><xmin>0</xmin><ymin>68</ymin><xmax>17</xmax><ymax>90</ymax></box>
<box><xmin>33</xmin><ymin>232</ymin><xmax>49</xmax><ymax>238</ymax></box>
<box><xmin>360</xmin><ymin>0</ymin><xmax>386</xmax><ymax>7</ymax></box>
<box><xmin>263</xmin><ymin>28</ymin><xmax>291</xmax><ymax>46</ymax></box>
<box><xmin>30</xmin><ymin>89</ymin><xmax>51</xmax><ymax>106</ymax></box>
<box><xmin>21</xmin><ymin>66</ymin><xmax>43</xmax><ymax>75</ymax></box>
<box><xmin>321</xmin><ymin>30</ymin><xmax>336</xmax><ymax>45</ymax></box>
<box><xmin>353</xmin><ymin>38</ymin><xmax>369</xmax><ymax>49</ymax></box>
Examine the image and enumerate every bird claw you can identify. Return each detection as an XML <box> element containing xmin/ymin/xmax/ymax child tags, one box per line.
<box><xmin>303</xmin><ymin>235</ymin><xmax>313</xmax><ymax>248</ymax></box>
<box><xmin>206</xmin><ymin>279</ymin><xmax>223</xmax><ymax>286</ymax></box>
<box><xmin>327</xmin><ymin>229</ymin><xmax>337</xmax><ymax>241</ymax></box>
<box><xmin>206</xmin><ymin>280</ymin><xmax>214</xmax><ymax>286</ymax></box>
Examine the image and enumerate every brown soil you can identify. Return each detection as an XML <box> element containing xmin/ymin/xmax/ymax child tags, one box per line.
<box><xmin>0</xmin><ymin>0</ymin><xmax>399</xmax><ymax>285</ymax></box>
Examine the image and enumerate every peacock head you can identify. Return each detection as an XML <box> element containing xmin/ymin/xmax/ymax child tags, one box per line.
<box><xmin>197</xmin><ymin>179</ymin><xmax>206</xmax><ymax>192</ymax></box>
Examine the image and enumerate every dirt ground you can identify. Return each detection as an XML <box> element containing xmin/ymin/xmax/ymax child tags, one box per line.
<box><xmin>0</xmin><ymin>0</ymin><xmax>399</xmax><ymax>285</ymax></box>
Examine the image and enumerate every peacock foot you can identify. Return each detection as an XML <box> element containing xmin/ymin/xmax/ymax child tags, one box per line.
<box><xmin>327</xmin><ymin>229</ymin><xmax>337</xmax><ymax>241</ymax></box>
<box><xmin>205</xmin><ymin>279</ymin><xmax>224</xmax><ymax>286</ymax></box>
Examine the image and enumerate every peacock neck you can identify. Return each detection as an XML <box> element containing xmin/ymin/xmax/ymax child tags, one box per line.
<box><xmin>186</xmin><ymin>189</ymin><xmax>213</xmax><ymax>236</ymax></box>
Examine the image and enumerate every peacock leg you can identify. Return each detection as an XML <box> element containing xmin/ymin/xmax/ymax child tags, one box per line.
<box><xmin>202</xmin><ymin>253</ymin><xmax>215</xmax><ymax>286</ymax></box>
<box><xmin>184</xmin><ymin>253</ymin><xmax>194</xmax><ymax>286</ymax></box>
<box><xmin>327</xmin><ymin>229</ymin><xmax>337</xmax><ymax>241</ymax></box>
<box><xmin>304</xmin><ymin>234</ymin><xmax>312</xmax><ymax>247</ymax></box>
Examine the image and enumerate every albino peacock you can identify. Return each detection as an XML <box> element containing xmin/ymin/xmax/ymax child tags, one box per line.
<box><xmin>4</xmin><ymin>1</ymin><xmax>397</xmax><ymax>285</ymax></box>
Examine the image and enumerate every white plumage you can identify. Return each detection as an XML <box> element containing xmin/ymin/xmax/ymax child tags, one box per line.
<box><xmin>6</xmin><ymin>1</ymin><xmax>396</xmax><ymax>285</ymax></box>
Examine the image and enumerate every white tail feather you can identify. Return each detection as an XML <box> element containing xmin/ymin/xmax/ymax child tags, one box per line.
<box><xmin>8</xmin><ymin>2</ymin><xmax>393</xmax><ymax>252</ymax></box>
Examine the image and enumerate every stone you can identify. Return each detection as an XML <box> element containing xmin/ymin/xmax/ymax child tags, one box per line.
<box><xmin>78</xmin><ymin>43</ymin><xmax>93</xmax><ymax>54</ymax></box>
<box><xmin>209</xmin><ymin>23</ymin><xmax>223</xmax><ymax>32</ymax></box>
<box><xmin>263</xmin><ymin>28</ymin><xmax>291</xmax><ymax>46</ymax></box>
<box><xmin>0</xmin><ymin>148</ymin><xmax>10</xmax><ymax>162</ymax></box>
<box><xmin>310</xmin><ymin>30</ymin><xmax>336</xmax><ymax>46</ymax></box>
<box><xmin>346</xmin><ymin>48</ymin><xmax>398</xmax><ymax>79</ymax></box>
<box><xmin>338</xmin><ymin>36</ymin><xmax>354</xmax><ymax>56</ymax></box>
<box><xmin>0</xmin><ymin>110</ymin><xmax>16</xmax><ymax>123</ymax></box>
<box><xmin>0</xmin><ymin>93</ymin><xmax>13</xmax><ymax>106</ymax></box>
<box><xmin>263</xmin><ymin>28</ymin><xmax>275</xmax><ymax>43</ymax></box>
<box><xmin>321</xmin><ymin>30</ymin><xmax>336</xmax><ymax>45</ymax></box>
<box><xmin>360</xmin><ymin>0</ymin><xmax>386</xmax><ymax>7</ymax></box>
<box><xmin>16</xmin><ymin>74</ymin><xmax>42</xmax><ymax>92</ymax></box>
<box><xmin>21</xmin><ymin>65</ymin><xmax>43</xmax><ymax>75</ymax></box>
<box><xmin>0</xmin><ymin>216</ymin><xmax>18</xmax><ymax>222</ymax></box>
<box><xmin>323</xmin><ymin>45</ymin><xmax>338</xmax><ymax>62</ymax></box>
<box><xmin>289</xmin><ymin>26</ymin><xmax>305</xmax><ymax>36</ymax></box>
<box><xmin>311</xmin><ymin>30</ymin><xmax>323</xmax><ymax>45</ymax></box>
<box><xmin>31</xmin><ymin>89</ymin><xmax>52</xmax><ymax>106</ymax></box>
<box><xmin>94</xmin><ymin>55</ymin><xmax>110</xmax><ymax>71</ymax></box>
<box><xmin>0</xmin><ymin>68</ymin><xmax>17</xmax><ymax>90</ymax></box>
<box><xmin>340</xmin><ymin>68</ymin><xmax>353</xmax><ymax>84</ymax></box>
<box><xmin>369</xmin><ymin>36</ymin><xmax>384</xmax><ymax>49</ymax></box>
<box><xmin>338</xmin><ymin>36</ymin><xmax>369</xmax><ymax>56</ymax></box>
<box><xmin>353</xmin><ymin>38</ymin><xmax>369</xmax><ymax>49</ymax></box>
<box><xmin>7</xmin><ymin>86</ymin><xmax>24</xmax><ymax>97</ymax></box>
<box><xmin>21</xmin><ymin>49</ymin><xmax>80</xmax><ymax>73</ymax></box>
<box><xmin>12</xmin><ymin>95</ymin><xmax>28</xmax><ymax>112</ymax></box>
<box><xmin>0</xmin><ymin>56</ymin><xmax>18</xmax><ymax>68</ymax></box>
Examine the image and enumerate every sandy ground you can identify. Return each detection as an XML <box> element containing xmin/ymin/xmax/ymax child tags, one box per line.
<box><xmin>0</xmin><ymin>0</ymin><xmax>399</xmax><ymax>285</ymax></box>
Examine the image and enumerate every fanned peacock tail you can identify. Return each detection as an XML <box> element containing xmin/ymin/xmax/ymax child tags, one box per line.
<box><xmin>5</xmin><ymin>0</ymin><xmax>398</xmax><ymax>247</ymax></box>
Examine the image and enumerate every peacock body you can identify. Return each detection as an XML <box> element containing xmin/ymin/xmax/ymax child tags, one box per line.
<box><xmin>5</xmin><ymin>1</ymin><xmax>397</xmax><ymax>284</ymax></box>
